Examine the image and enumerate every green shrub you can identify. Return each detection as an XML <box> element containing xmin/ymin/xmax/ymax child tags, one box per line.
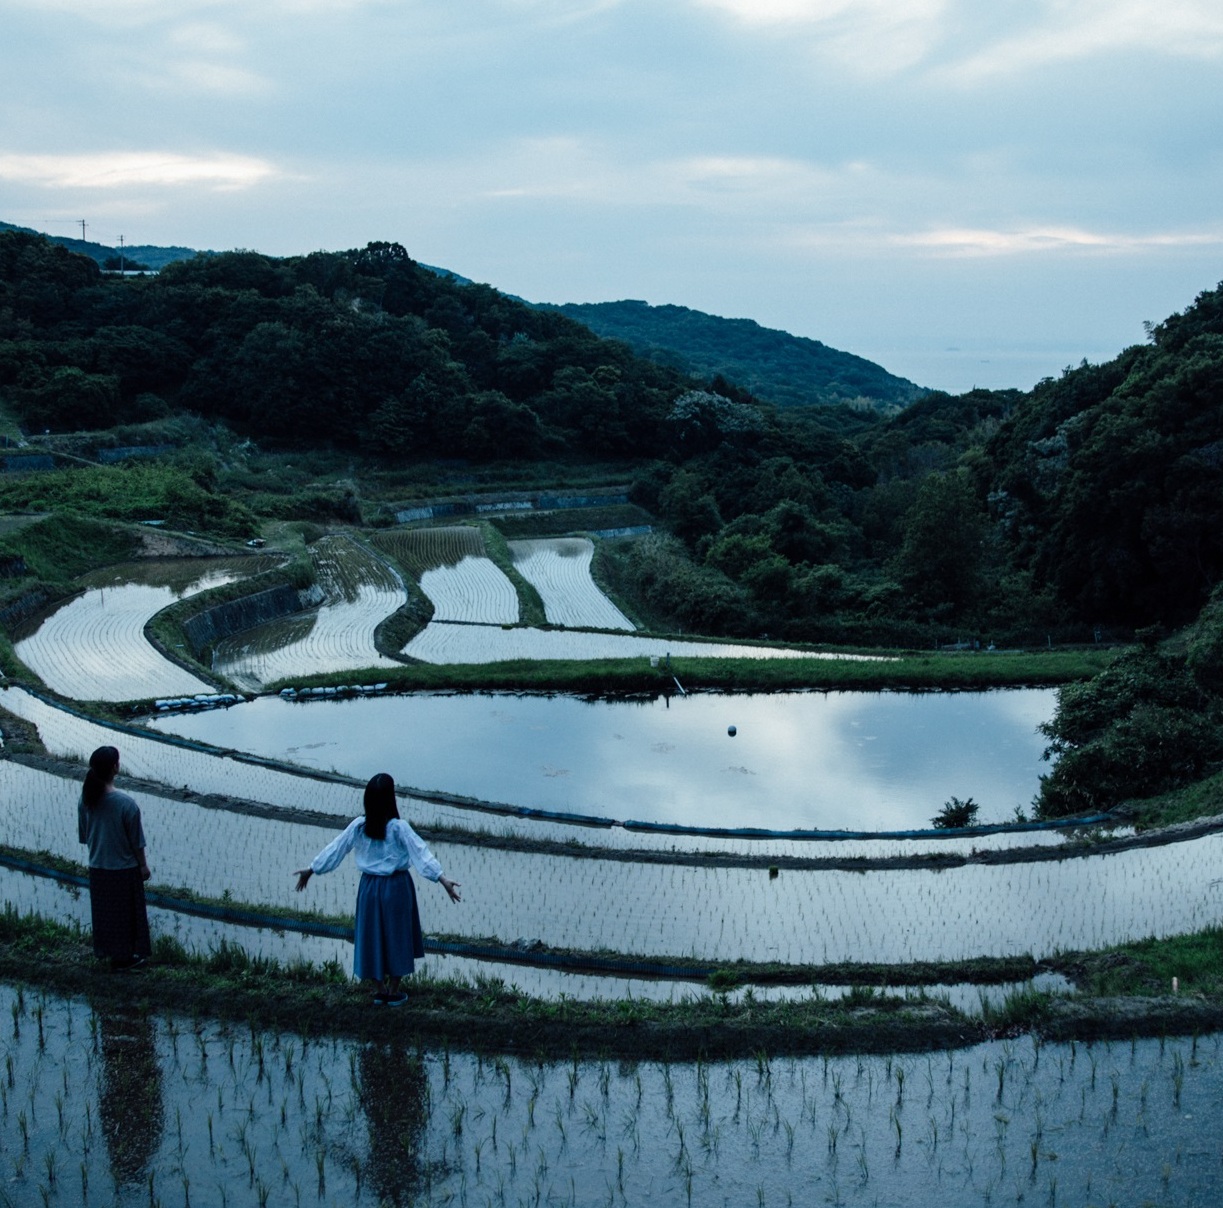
<box><xmin>931</xmin><ymin>797</ymin><xmax>979</xmax><ymax>829</ymax></box>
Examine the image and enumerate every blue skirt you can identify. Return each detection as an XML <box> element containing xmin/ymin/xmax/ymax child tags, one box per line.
<box><xmin>353</xmin><ymin>870</ymin><xmax>425</xmax><ymax>982</ymax></box>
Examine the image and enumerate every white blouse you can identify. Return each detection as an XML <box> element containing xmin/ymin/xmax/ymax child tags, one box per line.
<box><xmin>310</xmin><ymin>817</ymin><xmax>444</xmax><ymax>881</ymax></box>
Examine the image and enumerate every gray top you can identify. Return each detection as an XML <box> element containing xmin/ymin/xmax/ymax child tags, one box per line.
<box><xmin>78</xmin><ymin>787</ymin><xmax>146</xmax><ymax>871</ymax></box>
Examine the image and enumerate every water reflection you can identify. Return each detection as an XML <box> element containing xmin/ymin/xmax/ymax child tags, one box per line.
<box><xmin>355</xmin><ymin>1043</ymin><xmax>433</xmax><ymax>1205</ymax></box>
<box><xmin>97</xmin><ymin>1009</ymin><xmax>164</xmax><ymax>1186</ymax></box>
<box><xmin>151</xmin><ymin>688</ymin><xmax>1057</xmax><ymax>831</ymax></box>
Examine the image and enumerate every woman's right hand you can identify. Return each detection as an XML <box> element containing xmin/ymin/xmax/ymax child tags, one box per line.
<box><xmin>294</xmin><ymin>869</ymin><xmax>312</xmax><ymax>892</ymax></box>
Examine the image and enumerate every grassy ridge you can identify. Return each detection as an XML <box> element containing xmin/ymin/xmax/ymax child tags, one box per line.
<box><xmin>478</xmin><ymin>520</ymin><xmax>546</xmax><ymax>626</ymax></box>
<box><xmin>3</xmin><ymin>907</ymin><xmax>1222</xmax><ymax>1055</ymax></box>
<box><xmin>266</xmin><ymin>647</ymin><xmax>1114</xmax><ymax>695</ymax></box>
<box><xmin>0</xmin><ymin>513</ymin><xmax>139</xmax><ymax>582</ymax></box>
<box><xmin>1058</xmin><ymin>928</ymin><xmax>1223</xmax><ymax>998</ymax></box>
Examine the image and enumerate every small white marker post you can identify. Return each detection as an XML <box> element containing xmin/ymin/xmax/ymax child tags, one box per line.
<box><xmin>1172</xmin><ymin>976</ymin><xmax>1179</xmax><ymax>994</ymax></box>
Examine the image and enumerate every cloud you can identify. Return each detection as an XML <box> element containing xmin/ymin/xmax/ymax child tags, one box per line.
<box><xmin>940</xmin><ymin>0</ymin><xmax>1223</xmax><ymax>82</ymax></box>
<box><xmin>0</xmin><ymin>0</ymin><xmax>392</xmax><ymax>20</ymax></box>
<box><xmin>689</xmin><ymin>0</ymin><xmax>950</xmax><ymax>74</ymax></box>
<box><xmin>470</xmin><ymin>139</ymin><xmax>865</xmax><ymax>211</ymax></box>
<box><xmin>689</xmin><ymin>0</ymin><xmax>1223</xmax><ymax>80</ymax></box>
<box><xmin>773</xmin><ymin>224</ymin><xmax>1223</xmax><ymax>258</ymax></box>
<box><xmin>892</xmin><ymin>225</ymin><xmax>1223</xmax><ymax>256</ymax></box>
<box><xmin>0</xmin><ymin>152</ymin><xmax>281</xmax><ymax>191</ymax></box>
<box><xmin>166</xmin><ymin>21</ymin><xmax>246</xmax><ymax>53</ymax></box>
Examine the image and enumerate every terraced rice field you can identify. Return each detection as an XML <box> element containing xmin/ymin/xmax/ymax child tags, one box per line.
<box><xmin>150</xmin><ymin>688</ymin><xmax>1055</xmax><ymax>833</ymax></box>
<box><xmin>3</xmin><ymin>693</ymin><xmax>1221</xmax><ymax>967</ymax></box>
<box><xmin>509</xmin><ymin>537</ymin><xmax>634</xmax><ymax>629</ymax></box>
<box><xmin>374</xmin><ymin>525</ymin><xmax>520</xmax><ymax>623</ymax></box>
<box><xmin>417</xmin><ymin>558</ymin><xmax>519</xmax><ymax>623</ymax></box>
<box><xmin>13</xmin><ymin>557</ymin><xmax>277</xmax><ymax>701</ymax></box>
<box><xmin>212</xmin><ymin>536</ymin><xmax>404</xmax><ymax>689</ymax></box>
<box><xmin>3</xmin><ymin>752</ymin><xmax>1223</xmax><ymax>964</ymax></box>
<box><xmin>4</xmin><ymin>982</ymin><xmax>1221</xmax><ymax>1208</ymax></box>
<box><xmin>400</xmin><ymin>621</ymin><xmax>856</xmax><ymax>664</ymax></box>
<box><xmin>3</xmin><ymin>686</ymin><xmax>1065</xmax><ymax>856</ymax></box>
<box><xmin>371</xmin><ymin>525</ymin><xmax>487</xmax><ymax>575</ymax></box>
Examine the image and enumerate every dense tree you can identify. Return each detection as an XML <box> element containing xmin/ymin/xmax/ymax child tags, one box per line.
<box><xmin>893</xmin><ymin>471</ymin><xmax>989</xmax><ymax>616</ymax></box>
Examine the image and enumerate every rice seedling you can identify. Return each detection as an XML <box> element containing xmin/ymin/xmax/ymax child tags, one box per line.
<box><xmin>508</xmin><ymin>538</ymin><xmax>635</xmax><ymax>630</ymax></box>
<box><xmin>14</xmin><ymin>557</ymin><xmax>272</xmax><ymax>702</ymax></box>
<box><xmin>213</xmin><ymin>536</ymin><xmax>404</xmax><ymax>688</ymax></box>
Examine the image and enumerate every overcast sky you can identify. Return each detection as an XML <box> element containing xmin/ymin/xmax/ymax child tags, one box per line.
<box><xmin>3</xmin><ymin>0</ymin><xmax>1222</xmax><ymax>393</ymax></box>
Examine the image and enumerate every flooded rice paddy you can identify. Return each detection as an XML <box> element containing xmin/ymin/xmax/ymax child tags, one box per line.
<box><xmin>397</xmin><ymin>621</ymin><xmax>829</xmax><ymax>665</ymax></box>
<box><xmin>418</xmin><ymin>558</ymin><xmax>519</xmax><ymax>624</ymax></box>
<box><xmin>4</xmin><ymin>681</ymin><xmax>1067</xmax><ymax>858</ymax></box>
<box><xmin>149</xmin><ymin>688</ymin><xmax>1056</xmax><ymax>832</ymax></box>
<box><xmin>212</xmin><ymin>536</ymin><xmax>404</xmax><ymax>690</ymax></box>
<box><xmin>3</xmin><ymin>980</ymin><xmax>1222</xmax><ymax>1207</ymax></box>
<box><xmin>13</xmin><ymin>557</ymin><xmax>277</xmax><ymax>701</ymax></box>
<box><xmin>509</xmin><ymin>538</ymin><xmax>635</xmax><ymax>630</ymax></box>
<box><xmin>3</xmin><ymin>745</ymin><xmax>1222</xmax><ymax>966</ymax></box>
<box><xmin>374</xmin><ymin>526</ymin><xmax>520</xmax><ymax>623</ymax></box>
<box><xmin>0</xmin><ymin>867</ymin><xmax>1076</xmax><ymax>1010</ymax></box>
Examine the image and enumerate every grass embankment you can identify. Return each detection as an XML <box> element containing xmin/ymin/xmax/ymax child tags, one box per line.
<box><xmin>0</xmin><ymin>908</ymin><xmax>988</xmax><ymax>1058</ymax></box>
<box><xmin>0</xmin><ymin>515</ymin><xmax>144</xmax><ymax>678</ymax></box>
<box><xmin>479</xmin><ymin>520</ymin><xmax>546</xmax><ymax>626</ymax></box>
<box><xmin>144</xmin><ymin>549</ymin><xmax>308</xmax><ymax>683</ymax></box>
<box><xmin>266</xmin><ymin>647</ymin><xmax>1113</xmax><ymax>695</ymax></box>
<box><xmin>4</xmin><ymin>906</ymin><xmax>1223</xmax><ymax>1054</ymax></box>
<box><xmin>0</xmin><ymin>463</ymin><xmax>256</xmax><ymax>536</ymax></box>
<box><xmin>1054</xmin><ymin>928</ymin><xmax>1223</xmax><ymax>998</ymax></box>
<box><xmin>1118</xmin><ymin>770</ymin><xmax>1223</xmax><ymax>830</ymax></box>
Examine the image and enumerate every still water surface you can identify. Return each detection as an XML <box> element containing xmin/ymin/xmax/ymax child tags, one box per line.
<box><xmin>150</xmin><ymin>688</ymin><xmax>1055</xmax><ymax>831</ymax></box>
<box><xmin>5</xmin><ymin>980</ymin><xmax>1220</xmax><ymax>1208</ymax></box>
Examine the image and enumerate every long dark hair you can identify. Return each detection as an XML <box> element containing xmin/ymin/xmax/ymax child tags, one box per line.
<box><xmin>82</xmin><ymin>746</ymin><xmax>120</xmax><ymax>809</ymax></box>
<box><xmin>363</xmin><ymin>773</ymin><xmax>400</xmax><ymax>840</ymax></box>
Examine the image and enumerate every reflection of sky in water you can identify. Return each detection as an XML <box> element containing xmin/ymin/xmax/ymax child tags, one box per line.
<box><xmin>154</xmin><ymin>689</ymin><xmax>1056</xmax><ymax>831</ymax></box>
<box><xmin>15</xmin><ymin>563</ymin><xmax>252</xmax><ymax>700</ymax></box>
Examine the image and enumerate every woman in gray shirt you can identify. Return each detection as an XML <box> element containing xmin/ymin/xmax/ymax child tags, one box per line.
<box><xmin>78</xmin><ymin>745</ymin><xmax>151</xmax><ymax>970</ymax></box>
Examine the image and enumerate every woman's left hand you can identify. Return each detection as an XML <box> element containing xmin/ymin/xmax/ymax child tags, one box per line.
<box><xmin>440</xmin><ymin>876</ymin><xmax>462</xmax><ymax>903</ymax></box>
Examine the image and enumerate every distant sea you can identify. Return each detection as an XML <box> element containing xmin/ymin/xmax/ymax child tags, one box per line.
<box><xmin>872</xmin><ymin>341</ymin><xmax>1131</xmax><ymax>395</ymax></box>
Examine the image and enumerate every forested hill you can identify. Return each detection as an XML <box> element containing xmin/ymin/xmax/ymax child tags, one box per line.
<box><xmin>2</xmin><ymin>226</ymin><xmax>1223</xmax><ymax>646</ymax></box>
<box><xmin>0</xmin><ymin>221</ymin><xmax>199</xmax><ymax>272</ymax></box>
<box><xmin>549</xmin><ymin>300</ymin><xmax>925</xmax><ymax>412</ymax></box>
<box><xmin>0</xmin><ymin>231</ymin><xmax>711</xmax><ymax>460</ymax></box>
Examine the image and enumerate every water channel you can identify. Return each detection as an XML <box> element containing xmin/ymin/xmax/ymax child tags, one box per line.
<box><xmin>149</xmin><ymin>687</ymin><xmax>1057</xmax><ymax>832</ymax></box>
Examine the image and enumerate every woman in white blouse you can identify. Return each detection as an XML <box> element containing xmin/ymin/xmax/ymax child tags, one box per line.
<box><xmin>295</xmin><ymin>772</ymin><xmax>461</xmax><ymax>1006</ymax></box>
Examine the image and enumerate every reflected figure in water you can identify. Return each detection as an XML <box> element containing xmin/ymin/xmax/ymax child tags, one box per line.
<box><xmin>295</xmin><ymin>772</ymin><xmax>461</xmax><ymax>1005</ymax></box>
<box><xmin>356</xmin><ymin>1042</ymin><xmax>431</xmax><ymax>1205</ymax></box>
<box><xmin>97</xmin><ymin>1009</ymin><xmax>164</xmax><ymax>1186</ymax></box>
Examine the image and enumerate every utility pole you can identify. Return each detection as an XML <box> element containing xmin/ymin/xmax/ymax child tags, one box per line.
<box><xmin>119</xmin><ymin>234</ymin><xmax>125</xmax><ymax>273</ymax></box>
<box><xmin>79</xmin><ymin>219</ymin><xmax>87</xmax><ymax>242</ymax></box>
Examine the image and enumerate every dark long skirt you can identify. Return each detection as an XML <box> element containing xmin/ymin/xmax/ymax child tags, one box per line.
<box><xmin>353</xmin><ymin>870</ymin><xmax>424</xmax><ymax>982</ymax></box>
<box><xmin>88</xmin><ymin>866</ymin><xmax>151</xmax><ymax>962</ymax></box>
